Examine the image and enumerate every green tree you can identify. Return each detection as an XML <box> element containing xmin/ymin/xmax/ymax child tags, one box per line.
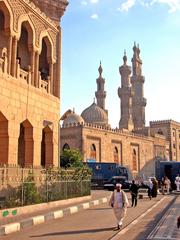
<box><xmin>60</xmin><ymin>149</ymin><xmax>84</xmax><ymax>168</ymax></box>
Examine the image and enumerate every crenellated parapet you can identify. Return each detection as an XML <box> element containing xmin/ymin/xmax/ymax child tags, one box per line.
<box><xmin>61</xmin><ymin>121</ymin><xmax>163</xmax><ymax>142</ymax></box>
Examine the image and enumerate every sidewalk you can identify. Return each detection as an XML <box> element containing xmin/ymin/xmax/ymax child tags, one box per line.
<box><xmin>147</xmin><ymin>195</ymin><xmax>180</xmax><ymax>240</ymax></box>
<box><xmin>0</xmin><ymin>190</ymin><xmax>111</xmax><ymax>236</ymax></box>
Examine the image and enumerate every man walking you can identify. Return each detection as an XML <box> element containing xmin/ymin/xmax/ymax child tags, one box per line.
<box><xmin>109</xmin><ymin>183</ymin><xmax>129</xmax><ymax>230</ymax></box>
<box><xmin>129</xmin><ymin>180</ymin><xmax>138</xmax><ymax>207</ymax></box>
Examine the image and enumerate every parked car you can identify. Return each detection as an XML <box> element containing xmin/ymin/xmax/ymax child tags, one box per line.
<box><xmin>103</xmin><ymin>176</ymin><xmax>131</xmax><ymax>191</ymax></box>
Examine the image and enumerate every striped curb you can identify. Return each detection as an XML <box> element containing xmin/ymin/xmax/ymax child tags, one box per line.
<box><xmin>0</xmin><ymin>196</ymin><xmax>109</xmax><ymax>236</ymax></box>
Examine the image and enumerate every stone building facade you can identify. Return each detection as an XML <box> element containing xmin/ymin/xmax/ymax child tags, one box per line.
<box><xmin>150</xmin><ymin>120</ymin><xmax>180</xmax><ymax>161</ymax></box>
<box><xmin>60</xmin><ymin>50</ymin><xmax>171</xmax><ymax>178</ymax></box>
<box><xmin>0</xmin><ymin>0</ymin><xmax>68</xmax><ymax>167</ymax></box>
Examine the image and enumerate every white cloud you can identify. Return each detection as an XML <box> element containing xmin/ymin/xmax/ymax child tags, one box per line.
<box><xmin>90</xmin><ymin>0</ymin><xmax>99</xmax><ymax>3</ymax></box>
<box><xmin>81</xmin><ymin>1</ymin><xmax>88</xmax><ymax>5</ymax></box>
<box><xmin>91</xmin><ymin>13</ymin><xmax>99</xmax><ymax>19</ymax></box>
<box><xmin>118</xmin><ymin>0</ymin><xmax>180</xmax><ymax>13</ymax></box>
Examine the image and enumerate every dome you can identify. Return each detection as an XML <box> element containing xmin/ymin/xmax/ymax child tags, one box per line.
<box><xmin>81</xmin><ymin>102</ymin><xmax>108</xmax><ymax>126</ymax></box>
<box><xmin>63</xmin><ymin>112</ymin><xmax>84</xmax><ymax>126</ymax></box>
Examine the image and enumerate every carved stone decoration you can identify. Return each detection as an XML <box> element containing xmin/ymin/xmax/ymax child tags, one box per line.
<box><xmin>7</xmin><ymin>0</ymin><xmax>27</xmax><ymax>32</ymax></box>
<box><xmin>48</xmin><ymin>30</ymin><xmax>57</xmax><ymax>62</ymax></box>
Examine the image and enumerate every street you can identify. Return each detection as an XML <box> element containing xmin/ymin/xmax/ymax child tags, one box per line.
<box><xmin>1</xmin><ymin>193</ymin><xmax>178</xmax><ymax>240</ymax></box>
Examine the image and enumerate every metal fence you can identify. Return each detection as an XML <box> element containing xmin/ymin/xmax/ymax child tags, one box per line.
<box><xmin>0</xmin><ymin>166</ymin><xmax>91</xmax><ymax>208</ymax></box>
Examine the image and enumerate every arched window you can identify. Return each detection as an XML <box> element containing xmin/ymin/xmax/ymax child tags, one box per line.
<box><xmin>132</xmin><ymin>149</ymin><xmax>137</xmax><ymax>171</ymax></box>
<box><xmin>62</xmin><ymin>143</ymin><xmax>70</xmax><ymax>151</ymax></box>
<box><xmin>114</xmin><ymin>147</ymin><xmax>119</xmax><ymax>164</ymax></box>
<box><xmin>0</xmin><ymin>4</ymin><xmax>10</xmax><ymax>51</ymax></box>
<box><xmin>90</xmin><ymin>144</ymin><xmax>96</xmax><ymax>160</ymax></box>
<box><xmin>39</xmin><ymin>37</ymin><xmax>51</xmax><ymax>81</ymax></box>
<box><xmin>17</xmin><ymin>22</ymin><xmax>34</xmax><ymax>71</ymax></box>
<box><xmin>157</xmin><ymin>129</ymin><xmax>164</xmax><ymax>135</ymax></box>
<box><xmin>0</xmin><ymin>112</ymin><xmax>8</xmax><ymax>165</ymax></box>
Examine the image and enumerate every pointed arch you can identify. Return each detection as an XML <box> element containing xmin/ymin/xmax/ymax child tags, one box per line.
<box><xmin>0</xmin><ymin>1</ymin><xmax>13</xmax><ymax>33</ymax></box>
<box><xmin>90</xmin><ymin>144</ymin><xmax>96</xmax><ymax>160</ymax></box>
<box><xmin>132</xmin><ymin>149</ymin><xmax>137</xmax><ymax>171</ymax></box>
<box><xmin>39</xmin><ymin>31</ymin><xmax>54</xmax><ymax>60</ymax></box>
<box><xmin>63</xmin><ymin>143</ymin><xmax>70</xmax><ymax>151</ymax></box>
<box><xmin>18</xmin><ymin>119</ymin><xmax>33</xmax><ymax>167</ymax></box>
<box><xmin>0</xmin><ymin>112</ymin><xmax>8</xmax><ymax>165</ymax></box>
<box><xmin>17</xmin><ymin>20</ymin><xmax>35</xmax><ymax>71</ymax></box>
<box><xmin>17</xmin><ymin>15</ymin><xmax>35</xmax><ymax>47</ymax></box>
<box><xmin>114</xmin><ymin>146</ymin><xmax>119</xmax><ymax>164</ymax></box>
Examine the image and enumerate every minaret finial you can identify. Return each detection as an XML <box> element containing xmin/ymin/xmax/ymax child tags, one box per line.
<box><xmin>133</xmin><ymin>41</ymin><xmax>137</xmax><ymax>53</ymax></box>
<box><xmin>123</xmin><ymin>50</ymin><xmax>127</xmax><ymax>65</ymax></box>
<box><xmin>73</xmin><ymin>107</ymin><xmax>75</xmax><ymax>113</ymax></box>
<box><xmin>98</xmin><ymin>61</ymin><xmax>103</xmax><ymax>77</ymax></box>
<box><xmin>93</xmin><ymin>97</ymin><xmax>95</xmax><ymax>103</ymax></box>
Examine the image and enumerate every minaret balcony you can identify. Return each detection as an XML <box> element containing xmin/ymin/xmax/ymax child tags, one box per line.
<box><xmin>95</xmin><ymin>91</ymin><xmax>106</xmax><ymax>98</ymax></box>
<box><xmin>142</xmin><ymin>97</ymin><xmax>147</xmax><ymax>106</ymax></box>
<box><xmin>118</xmin><ymin>87</ymin><xmax>133</xmax><ymax>98</ymax></box>
<box><xmin>131</xmin><ymin>75</ymin><xmax>145</xmax><ymax>84</ymax></box>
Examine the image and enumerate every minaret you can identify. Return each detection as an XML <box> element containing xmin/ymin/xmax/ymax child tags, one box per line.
<box><xmin>118</xmin><ymin>51</ymin><xmax>134</xmax><ymax>131</ymax></box>
<box><xmin>131</xmin><ymin>43</ymin><xmax>147</xmax><ymax>129</ymax></box>
<box><xmin>95</xmin><ymin>62</ymin><xmax>107</xmax><ymax>111</ymax></box>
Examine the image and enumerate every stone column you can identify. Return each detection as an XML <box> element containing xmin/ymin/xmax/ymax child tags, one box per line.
<box><xmin>11</xmin><ymin>36</ymin><xmax>18</xmax><ymax>77</ymax></box>
<box><xmin>33</xmin><ymin>127</ymin><xmax>42</xmax><ymax>166</ymax></box>
<box><xmin>30</xmin><ymin>48</ymin><xmax>35</xmax><ymax>86</ymax></box>
<box><xmin>7</xmin><ymin>35</ymin><xmax>12</xmax><ymax>74</ymax></box>
<box><xmin>49</xmin><ymin>60</ymin><xmax>54</xmax><ymax>94</ymax></box>
<box><xmin>8</xmin><ymin>121</ymin><xmax>20</xmax><ymax>165</ymax></box>
<box><xmin>55</xmin><ymin>27</ymin><xmax>61</xmax><ymax>98</ymax></box>
<box><xmin>34</xmin><ymin>51</ymin><xmax>39</xmax><ymax>87</ymax></box>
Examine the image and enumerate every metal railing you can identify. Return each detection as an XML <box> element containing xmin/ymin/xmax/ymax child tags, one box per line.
<box><xmin>0</xmin><ymin>166</ymin><xmax>91</xmax><ymax>208</ymax></box>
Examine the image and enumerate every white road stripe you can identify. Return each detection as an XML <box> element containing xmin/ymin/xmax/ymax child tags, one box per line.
<box><xmin>53</xmin><ymin>210</ymin><xmax>63</xmax><ymax>219</ymax></box>
<box><xmin>3</xmin><ymin>223</ymin><xmax>21</xmax><ymax>235</ymax></box>
<box><xmin>32</xmin><ymin>215</ymin><xmax>45</xmax><ymax>225</ymax></box>
<box><xmin>70</xmin><ymin>206</ymin><xmax>78</xmax><ymax>214</ymax></box>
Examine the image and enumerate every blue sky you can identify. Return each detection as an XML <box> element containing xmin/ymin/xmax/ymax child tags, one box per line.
<box><xmin>61</xmin><ymin>0</ymin><xmax>180</xmax><ymax>128</ymax></box>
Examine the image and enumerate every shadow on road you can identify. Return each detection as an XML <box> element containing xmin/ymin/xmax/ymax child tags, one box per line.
<box><xmin>30</xmin><ymin>227</ymin><xmax>114</xmax><ymax>238</ymax></box>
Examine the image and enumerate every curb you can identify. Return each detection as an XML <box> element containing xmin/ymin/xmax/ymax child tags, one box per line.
<box><xmin>0</xmin><ymin>197</ymin><xmax>109</xmax><ymax>236</ymax></box>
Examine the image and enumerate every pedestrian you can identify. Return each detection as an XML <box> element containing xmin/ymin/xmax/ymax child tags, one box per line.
<box><xmin>147</xmin><ymin>179</ymin><xmax>153</xmax><ymax>200</ymax></box>
<box><xmin>129</xmin><ymin>180</ymin><xmax>138</xmax><ymax>207</ymax></box>
<box><xmin>152</xmin><ymin>177</ymin><xmax>158</xmax><ymax>198</ymax></box>
<box><xmin>164</xmin><ymin>176</ymin><xmax>171</xmax><ymax>194</ymax></box>
<box><xmin>175</xmin><ymin>175</ymin><xmax>180</xmax><ymax>192</ymax></box>
<box><xmin>109</xmin><ymin>183</ymin><xmax>129</xmax><ymax>231</ymax></box>
<box><xmin>161</xmin><ymin>177</ymin><xmax>166</xmax><ymax>195</ymax></box>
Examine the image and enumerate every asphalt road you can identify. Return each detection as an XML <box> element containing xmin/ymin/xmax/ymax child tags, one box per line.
<box><xmin>1</xmin><ymin>194</ymin><xmax>175</xmax><ymax>240</ymax></box>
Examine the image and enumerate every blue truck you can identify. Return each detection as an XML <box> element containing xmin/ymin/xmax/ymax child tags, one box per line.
<box><xmin>155</xmin><ymin>160</ymin><xmax>180</xmax><ymax>189</ymax></box>
<box><xmin>86</xmin><ymin>162</ymin><xmax>128</xmax><ymax>182</ymax></box>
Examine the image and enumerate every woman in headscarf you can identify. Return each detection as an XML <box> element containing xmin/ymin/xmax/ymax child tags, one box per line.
<box><xmin>109</xmin><ymin>183</ymin><xmax>129</xmax><ymax>230</ymax></box>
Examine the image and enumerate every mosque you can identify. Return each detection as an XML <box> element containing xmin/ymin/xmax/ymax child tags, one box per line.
<box><xmin>0</xmin><ymin>0</ymin><xmax>179</xmax><ymax>179</ymax></box>
<box><xmin>60</xmin><ymin>45</ymin><xmax>180</xmax><ymax>178</ymax></box>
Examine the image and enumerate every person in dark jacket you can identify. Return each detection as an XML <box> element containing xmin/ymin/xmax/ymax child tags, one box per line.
<box><xmin>129</xmin><ymin>180</ymin><xmax>138</xmax><ymax>207</ymax></box>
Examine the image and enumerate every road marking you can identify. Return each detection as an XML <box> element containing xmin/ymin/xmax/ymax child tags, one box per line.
<box><xmin>3</xmin><ymin>223</ymin><xmax>20</xmax><ymax>235</ymax></box>
<box><xmin>110</xmin><ymin>197</ymin><xmax>166</xmax><ymax>240</ymax></box>
<box><xmin>93</xmin><ymin>200</ymin><xmax>99</xmax><ymax>205</ymax></box>
<box><xmin>53</xmin><ymin>210</ymin><xmax>63</xmax><ymax>219</ymax></box>
<box><xmin>70</xmin><ymin>206</ymin><xmax>78</xmax><ymax>214</ymax></box>
<box><xmin>102</xmin><ymin>197</ymin><xmax>108</xmax><ymax>203</ymax></box>
<box><xmin>82</xmin><ymin>203</ymin><xmax>90</xmax><ymax>209</ymax></box>
<box><xmin>32</xmin><ymin>215</ymin><xmax>45</xmax><ymax>225</ymax></box>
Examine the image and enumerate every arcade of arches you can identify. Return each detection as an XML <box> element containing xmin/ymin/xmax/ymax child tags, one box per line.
<box><xmin>0</xmin><ymin>0</ymin><xmax>67</xmax><ymax>167</ymax></box>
